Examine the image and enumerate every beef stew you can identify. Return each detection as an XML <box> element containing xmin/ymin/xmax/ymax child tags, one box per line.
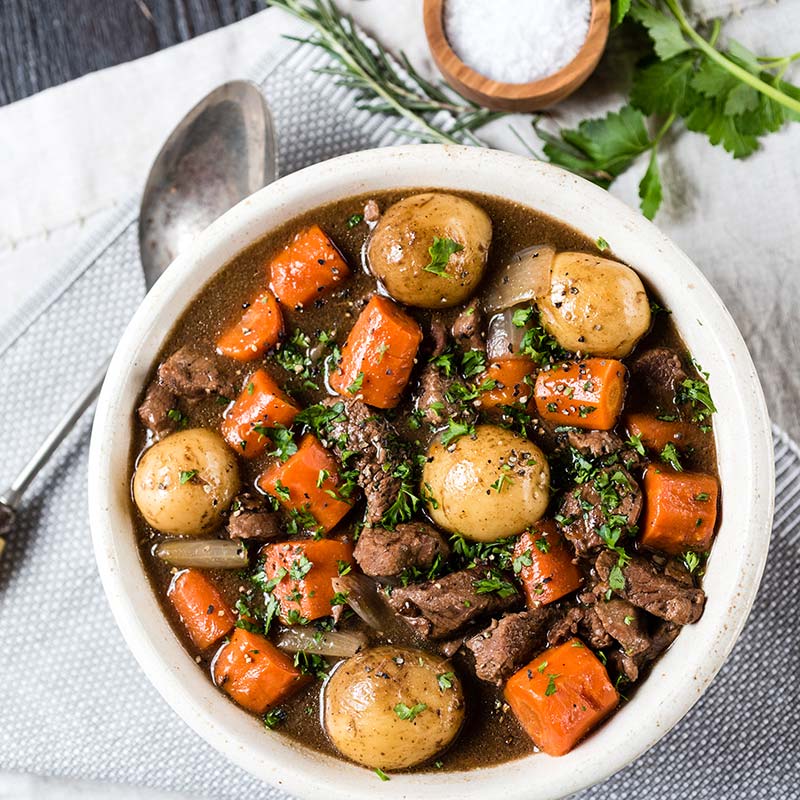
<box><xmin>129</xmin><ymin>189</ymin><xmax>718</xmax><ymax>776</ymax></box>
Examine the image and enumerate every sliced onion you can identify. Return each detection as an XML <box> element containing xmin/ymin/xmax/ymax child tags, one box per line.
<box><xmin>487</xmin><ymin>309</ymin><xmax>529</xmax><ymax>360</ymax></box>
<box><xmin>154</xmin><ymin>538</ymin><xmax>248</xmax><ymax>569</ymax></box>
<box><xmin>275</xmin><ymin>627</ymin><xmax>367</xmax><ymax>658</ymax></box>
<box><xmin>484</xmin><ymin>244</ymin><xmax>555</xmax><ymax>314</ymax></box>
<box><xmin>332</xmin><ymin>573</ymin><xmax>395</xmax><ymax>632</ymax></box>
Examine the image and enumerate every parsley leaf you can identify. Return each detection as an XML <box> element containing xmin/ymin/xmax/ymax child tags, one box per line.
<box><xmin>179</xmin><ymin>469</ymin><xmax>198</xmax><ymax>484</ymax></box>
<box><xmin>423</xmin><ymin>237</ymin><xmax>463</xmax><ymax>277</ymax></box>
<box><xmin>661</xmin><ymin>442</ymin><xmax>684</xmax><ymax>471</ymax></box>
<box><xmin>394</xmin><ymin>702</ymin><xmax>427</xmax><ymax>721</ymax></box>
<box><xmin>441</xmin><ymin>419</ymin><xmax>475</xmax><ymax>446</ymax></box>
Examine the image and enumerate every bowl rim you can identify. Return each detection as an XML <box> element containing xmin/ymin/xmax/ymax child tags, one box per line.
<box><xmin>89</xmin><ymin>144</ymin><xmax>774</xmax><ymax>800</ymax></box>
<box><xmin>422</xmin><ymin>0</ymin><xmax>611</xmax><ymax>110</ymax></box>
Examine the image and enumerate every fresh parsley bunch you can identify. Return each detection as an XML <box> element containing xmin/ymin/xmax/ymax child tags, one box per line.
<box><xmin>538</xmin><ymin>0</ymin><xmax>800</xmax><ymax>219</ymax></box>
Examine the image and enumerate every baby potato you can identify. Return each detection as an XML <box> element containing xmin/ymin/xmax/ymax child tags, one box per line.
<box><xmin>132</xmin><ymin>428</ymin><xmax>239</xmax><ymax>535</ymax></box>
<box><xmin>422</xmin><ymin>424</ymin><xmax>549</xmax><ymax>542</ymax></box>
<box><xmin>323</xmin><ymin>645</ymin><xmax>464</xmax><ymax>770</ymax></box>
<box><xmin>537</xmin><ymin>252</ymin><xmax>651</xmax><ymax>358</ymax></box>
<box><xmin>367</xmin><ymin>192</ymin><xmax>492</xmax><ymax>308</ymax></box>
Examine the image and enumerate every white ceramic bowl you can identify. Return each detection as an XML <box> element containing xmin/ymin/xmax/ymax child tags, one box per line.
<box><xmin>89</xmin><ymin>145</ymin><xmax>774</xmax><ymax>800</ymax></box>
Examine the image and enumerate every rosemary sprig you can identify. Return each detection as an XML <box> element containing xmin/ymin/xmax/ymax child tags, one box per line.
<box><xmin>268</xmin><ymin>0</ymin><xmax>506</xmax><ymax>144</ymax></box>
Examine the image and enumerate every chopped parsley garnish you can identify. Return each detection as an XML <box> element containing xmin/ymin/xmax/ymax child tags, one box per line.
<box><xmin>608</xmin><ymin>563</ymin><xmax>626</xmax><ymax>592</ymax></box>
<box><xmin>511</xmin><ymin>306</ymin><xmax>566</xmax><ymax>364</ymax></box>
<box><xmin>512</xmin><ymin>548</ymin><xmax>533</xmax><ymax>573</ymax></box>
<box><xmin>437</xmin><ymin>672</ymin><xmax>455</xmax><ymax>691</ymax></box>
<box><xmin>660</xmin><ymin>443</ymin><xmax>683</xmax><ymax>471</ymax></box>
<box><xmin>423</xmin><ymin>237</ymin><xmax>463</xmax><ymax>277</ymax></box>
<box><xmin>293</xmin><ymin>651</ymin><xmax>328</xmax><ymax>680</ymax></box>
<box><xmin>429</xmin><ymin>348</ymin><xmax>457</xmax><ymax>376</ymax></box>
<box><xmin>380</xmin><ymin>461</ymin><xmax>423</xmax><ymax>529</ymax></box>
<box><xmin>490</xmin><ymin>473</ymin><xmax>512</xmax><ymax>493</ymax></box>
<box><xmin>264</xmin><ymin>708</ymin><xmax>287</xmax><ymax>729</ymax></box>
<box><xmin>394</xmin><ymin>702</ymin><xmax>427</xmax><ymax>721</ymax></box>
<box><xmin>441</xmin><ymin>419</ymin><xmax>475</xmax><ymax>446</ymax></box>
<box><xmin>265</xmin><ymin>424</ymin><xmax>298</xmax><ymax>462</ymax></box>
<box><xmin>167</xmin><ymin>408</ymin><xmax>189</xmax><ymax>427</ymax></box>
<box><xmin>330</xmin><ymin>590</ymin><xmax>349</xmax><ymax>606</ymax></box>
<box><xmin>596</xmin><ymin>236</ymin><xmax>610</xmax><ymax>251</ymax></box>
<box><xmin>683</xmin><ymin>551</ymin><xmax>701</xmax><ymax>573</ymax></box>
<box><xmin>626</xmin><ymin>433</ymin><xmax>646</xmax><ymax>456</ymax></box>
<box><xmin>179</xmin><ymin>469</ymin><xmax>198</xmax><ymax>484</ymax></box>
<box><xmin>337</xmin><ymin>559</ymin><xmax>352</xmax><ymax>576</ymax></box>
<box><xmin>545</xmin><ymin>674</ymin><xmax>560</xmax><ymax>696</ymax></box>
<box><xmin>473</xmin><ymin>571</ymin><xmax>518</xmax><ymax>599</ymax></box>
<box><xmin>346</xmin><ymin>371</ymin><xmax>365</xmax><ymax>395</ymax></box>
<box><xmin>677</xmin><ymin>366</ymin><xmax>716</xmax><ymax>423</ymax></box>
<box><xmin>460</xmin><ymin>348</ymin><xmax>486</xmax><ymax>378</ymax></box>
<box><xmin>695</xmin><ymin>492</ymin><xmax>710</xmax><ymax>502</ymax></box>
<box><xmin>346</xmin><ymin>212</ymin><xmax>364</xmax><ymax>228</ymax></box>
<box><xmin>374</xmin><ymin>768</ymin><xmax>390</xmax><ymax>782</ymax></box>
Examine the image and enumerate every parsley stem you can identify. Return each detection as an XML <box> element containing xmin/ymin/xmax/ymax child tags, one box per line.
<box><xmin>273</xmin><ymin>0</ymin><xmax>462</xmax><ymax>145</ymax></box>
<box><xmin>652</xmin><ymin>112</ymin><xmax>676</xmax><ymax>146</ymax></box>
<box><xmin>664</xmin><ymin>0</ymin><xmax>800</xmax><ymax>116</ymax></box>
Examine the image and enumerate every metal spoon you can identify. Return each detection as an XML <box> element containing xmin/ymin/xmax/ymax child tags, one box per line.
<box><xmin>0</xmin><ymin>80</ymin><xmax>277</xmax><ymax>555</ymax></box>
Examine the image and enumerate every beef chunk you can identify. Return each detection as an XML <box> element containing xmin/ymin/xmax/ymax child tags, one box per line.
<box><xmin>354</xmin><ymin>522</ymin><xmax>450</xmax><ymax>577</ymax></box>
<box><xmin>629</xmin><ymin>347</ymin><xmax>687</xmax><ymax>409</ymax></box>
<box><xmin>593</xmin><ymin>598</ymin><xmax>651</xmax><ymax>656</ymax></box>
<box><xmin>137</xmin><ymin>381</ymin><xmax>177</xmax><ymax>439</ymax></box>
<box><xmin>566</xmin><ymin>430</ymin><xmax>625</xmax><ymax>458</ymax></box>
<box><xmin>428</xmin><ymin>315</ymin><xmax>448</xmax><ymax>358</ymax></box>
<box><xmin>564</xmin><ymin>430</ymin><xmax>647</xmax><ymax>470</ymax></box>
<box><xmin>452</xmin><ymin>300</ymin><xmax>484</xmax><ymax>351</ymax></box>
<box><xmin>466</xmin><ymin>608</ymin><xmax>555</xmax><ymax>685</ymax></box>
<box><xmin>416</xmin><ymin>364</ymin><xmax>462</xmax><ymax>424</ymax></box>
<box><xmin>609</xmin><ymin>618</ymin><xmax>681</xmax><ymax>682</ymax></box>
<box><xmin>321</xmin><ymin>397</ymin><xmax>403</xmax><ymax>523</ymax></box>
<box><xmin>596</xmin><ymin>551</ymin><xmax>705</xmax><ymax>625</ymax></box>
<box><xmin>546</xmin><ymin>605</ymin><xmax>612</xmax><ymax>650</ymax></box>
<box><xmin>559</xmin><ymin>467</ymin><xmax>643</xmax><ymax>556</ymax></box>
<box><xmin>388</xmin><ymin>567</ymin><xmax>519</xmax><ymax>639</ymax></box>
<box><xmin>227</xmin><ymin>494</ymin><xmax>282</xmax><ymax>541</ymax></box>
<box><xmin>158</xmin><ymin>345</ymin><xmax>235</xmax><ymax>399</ymax></box>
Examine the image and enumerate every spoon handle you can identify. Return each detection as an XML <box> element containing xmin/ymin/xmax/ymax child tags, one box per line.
<box><xmin>0</xmin><ymin>356</ymin><xmax>111</xmax><ymax>516</ymax></box>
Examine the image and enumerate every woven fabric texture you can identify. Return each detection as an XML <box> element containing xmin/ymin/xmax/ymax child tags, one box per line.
<box><xmin>0</xmin><ymin>28</ymin><xmax>797</xmax><ymax>800</ymax></box>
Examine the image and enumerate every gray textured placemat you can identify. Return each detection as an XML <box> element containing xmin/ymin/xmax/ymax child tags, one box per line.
<box><xmin>0</xmin><ymin>26</ymin><xmax>798</xmax><ymax>800</ymax></box>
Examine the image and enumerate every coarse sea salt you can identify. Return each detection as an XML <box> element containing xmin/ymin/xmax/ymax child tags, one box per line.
<box><xmin>444</xmin><ymin>0</ymin><xmax>592</xmax><ymax>85</ymax></box>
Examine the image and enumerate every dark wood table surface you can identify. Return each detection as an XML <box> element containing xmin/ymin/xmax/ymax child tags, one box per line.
<box><xmin>0</xmin><ymin>0</ymin><xmax>263</xmax><ymax>106</ymax></box>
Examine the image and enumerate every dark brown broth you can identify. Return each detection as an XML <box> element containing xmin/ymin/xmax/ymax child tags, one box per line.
<box><xmin>131</xmin><ymin>189</ymin><xmax>717</xmax><ymax>771</ymax></box>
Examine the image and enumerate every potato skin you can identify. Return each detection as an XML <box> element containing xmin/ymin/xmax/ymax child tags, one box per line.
<box><xmin>538</xmin><ymin>252</ymin><xmax>651</xmax><ymax>358</ymax></box>
<box><xmin>423</xmin><ymin>424</ymin><xmax>549</xmax><ymax>542</ymax></box>
<box><xmin>132</xmin><ymin>428</ymin><xmax>240</xmax><ymax>535</ymax></box>
<box><xmin>323</xmin><ymin>645</ymin><xmax>464</xmax><ymax>769</ymax></box>
<box><xmin>367</xmin><ymin>192</ymin><xmax>492</xmax><ymax>308</ymax></box>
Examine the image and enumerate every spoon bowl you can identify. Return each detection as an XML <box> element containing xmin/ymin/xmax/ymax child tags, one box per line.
<box><xmin>139</xmin><ymin>80</ymin><xmax>277</xmax><ymax>285</ymax></box>
<box><xmin>0</xmin><ymin>80</ymin><xmax>277</xmax><ymax>551</ymax></box>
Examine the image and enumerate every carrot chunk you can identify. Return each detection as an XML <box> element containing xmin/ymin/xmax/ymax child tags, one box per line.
<box><xmin>221</xmin><ymin>369</ymin><xmax>300</xmax><ymax>458</ymax></box>
<box><xmin>216</xmin><ymin>290</ymin><xmax>283</xmax><ymax>361</ymax></box>
<box><xmin>626</xmin><ymin>412</ymin><xmax>710</xmax><ymax>453</ymax></box>
<box><xmin>513</xmin><ymin>520</ymin><xmax>583</xmax><ymax>607</ymax></box>
<box><xmin>476</xmin><ymin>358</ymin><xmax>537</xmax><ymax>411</ymax></box>
<box><xmin>260</xmin><ymin>539</ymin><xmax>355</xmax><ymax>623</ymax></box>
<box><xmin>505</xmin><ymin>638</ymin><xmax>619</xmax><ymax>756</ymax></box>
<box><xmin>257</xmin><ymin>434</ymin><xmax>352</xmax><ymax>533</ymax></box>
<box><xmin>329</xmin><ymin>294</ymin><xmax>423</xmax><ymax>409</ymax></box>
<box><xmin>213</xmin><ymin>628</ymin><xmax>310</xmax><ymax>714</ymax></box>
<box><xmin>167</xmin><ymin>569</ymin><xmax>235</xmax><ymax>650</ymax></box>
<box><xmin>640</xmin><ymin>466</ymin><xmax>719</xmax><ymax>555</ymax></box>
<box><xmin>534</xmin><ymin>359</ymin><xmax>627</xmax><ymax>430</ymax></box>
<box><xmin>269</xmin><ymin>225</ymin><xmax>350</xmax><ymax>309</ymax></box>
